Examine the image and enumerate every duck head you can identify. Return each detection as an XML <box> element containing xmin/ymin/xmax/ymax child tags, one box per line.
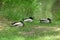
<box><xmin>47</xmin><ymin>18</ymin><xmax>51</xmax><ymax>23</ymax></box>
<box><xmin>29</xmin><ymin>17</ymin><xmax>33</xmax><ymax>19</ymax></box>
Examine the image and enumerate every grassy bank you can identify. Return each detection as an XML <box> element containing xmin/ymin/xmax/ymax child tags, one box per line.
<box><xmin>0</xmin><ymin>0</ymin><xmax>60</xmax><ymax>40</ymax></box>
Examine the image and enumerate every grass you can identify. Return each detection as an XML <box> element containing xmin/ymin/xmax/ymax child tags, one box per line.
<box><xmin>0</xmin><ymin>0</ymin><xmax>60</xmax><ymax>40</ymax></box>
<box><xmin>0</xmin><ymin>18</ymin><xmax>60</xmax><ymax>40</ymax></box>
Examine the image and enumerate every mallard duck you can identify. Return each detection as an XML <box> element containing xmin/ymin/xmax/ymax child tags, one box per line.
<box><xmin>12</xmin><ymin>21</ymin><xmax>24</xmax><ymax>27</ymax></box>
<box><xmin>23</xmin><ymin>17</ymin><xmax>33</xmax><ymax>22</ymax></box>
<box><xmin>40</xmin><ymin>18</ymin><xmax>51</xmax><ymax>23</ymax></box>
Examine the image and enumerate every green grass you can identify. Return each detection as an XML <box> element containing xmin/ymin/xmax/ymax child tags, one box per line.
<box><xmin>0</xmin><ymin>0</ymin><xmax>56</xmax><ymax>21</ymax></box>
<box><xmin>0</xmin><ymin>0</ymin><xmax>60</xmax><ymax>40</ymax></box>
<box><xmin>0</xmin><ymin>19</ymin><xmax>60</xmax><ymax>40</ymax></box>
